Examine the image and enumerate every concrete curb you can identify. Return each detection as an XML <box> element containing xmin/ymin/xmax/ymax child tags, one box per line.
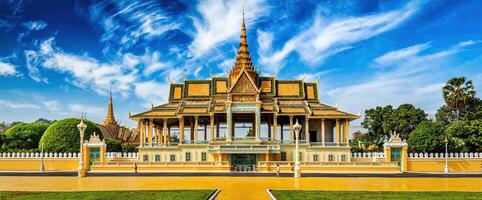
<box><xmin>208</xmin><ymin>189</ymin><xmax>221</xmax><ymax>200</ymax></box>
<box><xmin>266</xmin><ymin>189</ymin><xmax>277</xmax><ymax>200</ymax></box>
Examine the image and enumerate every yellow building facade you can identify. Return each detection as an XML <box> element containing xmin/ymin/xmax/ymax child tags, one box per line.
<box><xmin>129</xmin><ymin>15</ymin><xmax>360</xmax><ymax>172</ymax></box>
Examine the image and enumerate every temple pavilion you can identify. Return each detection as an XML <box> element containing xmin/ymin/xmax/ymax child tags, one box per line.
<box><xmin>129</xmin><ymin>13</ymin><xmax>359</xmax><ymax>171</ymax></box>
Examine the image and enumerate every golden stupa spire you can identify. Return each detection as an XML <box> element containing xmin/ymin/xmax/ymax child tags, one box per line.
<box><xmin>228</xmin><ymin>4</ymin><xmax>258</xmax><ymax>88</ymax></box>
<box><xmin>103</xmin><ymin>90</ymin><xmax>118</xmax><ymax>127</ymax></box>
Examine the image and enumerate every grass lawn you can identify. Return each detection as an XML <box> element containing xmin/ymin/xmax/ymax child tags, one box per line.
<box><xmin>271</xmin><ymin>190</ymin><xmax>482</xmax><ymax>200</ymax></box>
<box><xmin>0</xmin><ymin>190</ymin><xmax>214</xmax><ymax>200</ymax></box>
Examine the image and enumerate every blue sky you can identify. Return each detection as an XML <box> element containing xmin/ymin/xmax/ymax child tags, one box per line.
<box><xmin>0</xmin><ymin>0</ymin><xmax>481</xmax><ymax>128</ymax></box>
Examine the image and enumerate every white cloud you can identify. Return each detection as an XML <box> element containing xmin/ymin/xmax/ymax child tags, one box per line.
<box><xmin>25</xmin><ymin>37</ymin><xmax>139</xmax><ymax>96</ymax></box>
<box><xmin>42</xmin><ymin>101</ymin><xmax>60</xmax><ymax>111</ymax></box>
<box><xmin>373</xmin><ymin>43</ymin><xmax>431</xmax><ymax>67</ymax></box>
<box><xmin>0</xmin><ymin>99</ymin><xmax>39</xmax><ymax>109</ymax></box>
<box><xmin>134</xmin><ymin>81</ymin><xmax>170</xmax><ymax>106</ymax></box>
<box><xmin>89</xmin><ymin>0</ymin><xmax>179</xmax><ymax>52</ymax></box>
<box><xmin>258</xmin><ymin>1</ymin><xmax>420</xmax><ymax>73</ymax></box>
<box><xmin>69</xmin><ymin>104</ymin><xmax>104</xmax><ymax>116</ymax></box>
<box><xmin>0</xmin><ymin>61</ymin><xmax>16</xmax><ymax>76</ymax></box>
<box><xmin>189</xmin><ymin>0</ymin><xmax>269</xmax><ymax>58</ymax></box>
<box><xmin>296</xmin><ymin>69</ymin><xmax>336</xmax><ymax>82</ymax></box>
<box><xmin>22</xmin><ymin>20</ymin><xmax>47</xmax><ymax>30</ymax></box>
<box><xmin>325</xmin><ymin>40</ymin><xmax>479</xmax><ymax>123</ymax></box>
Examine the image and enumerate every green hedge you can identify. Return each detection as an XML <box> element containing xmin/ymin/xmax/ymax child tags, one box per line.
<box><xmin>39</xmin><ymin>118</ymin><xmax>103</xmax><ymax>153</ymax></box>
<box><xmin>2</xmin><ymin>123</ymin><xmax>49</xmax><ymax>151</ymax></box>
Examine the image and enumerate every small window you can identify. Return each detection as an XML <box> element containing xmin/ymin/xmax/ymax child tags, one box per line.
<box><xmin>143</xmin><ymin>154</ymin><xmax>149</xmax><ymax>162</ymax></box>
<box><xmin>185</xmin><ymin>152</ymin><xmax>191</xmax><ymax>161</ymax></box>
<box><xmin>281</xmin><ymin>152</ymin><xmax>287</xmax><ymax>161</ymax></box>
<box><xmin>170</xmin><ymin>154</ymin><xmax>176</xmax><ymax>162</ymax></box>
<box><xmin>341</xmin><ymin>154</ymin><xmax>347</xmax><ymax>162</ymax></box>
<box><xmin>313</xmin><ymin>154</ymin><xmax>318</xmax><ymax>162</ymax></box>
<box><xmin>328</xmin><ymin>154</ymin><xmax>334</xmax><ymax>162</ymax></box>
<box><xmin>155</xmin><ymin>154</ymin><xmax>160</xmax><ymax>161</ymax></box>
<box><xmin>201</xmin><ymin>152</ymin><xmax>207</xmax><ymax>161</ymax></box>
<box><xmin>298</xmin><ymin>152</ymin><xmax>303</xmax><ymax>161</ymax></box>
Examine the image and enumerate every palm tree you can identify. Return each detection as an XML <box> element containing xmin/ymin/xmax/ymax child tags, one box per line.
<box><xmin>442</xmin><ymin>77</ymin><xmax>476</xmax><ymax>120</ymax></box>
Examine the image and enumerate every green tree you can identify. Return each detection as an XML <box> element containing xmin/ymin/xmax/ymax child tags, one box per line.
<box><xmin>361</xmin><ymin>105</ymin><xmax>393</xmax><ymax>144</ymax></box>
<box><xmin>408</xmin><ymin>121</ymin><xmax>446</xmax><ymax>153</ymax></box>
<box><xmin>40</xmin><ymin>118</ymin><xmax>103</xmax><ymax>153</ymax></box>
<box><xmin>446</xmin><ymin>120</ymin><xmax>482</xmax><ymax>152</ymax></box>
<box><xmin>34</xmin><ymin>118</ymin><xmax>56</xmax><ymax>125</ymax></box>
<box><xmin>463</xmin><ymin>98</ymin><xmax>482</xmax><ymax>121</ymax></box>
<box><xmin>2</xmin><ymin>123</ymin><xmax>49</xmax><ymax>151</ymax></box>
<box><xmin>362</xmin><ymin>104</ymin><xmax>427</xmax><ymax>143</ymax></box>
<box><xmin>105</xmin><ymin>139</ymin><xmax>123</xmax><ymax>152</ymax></box>
<box><xmin>442</xmin><ymin>77</ymin><xmax>476</xmax><ymax>121</ymax></box>
<box><xmin>389</xmin><ymin>104</ymin><xmax>427</xmax><ymax>140</ymax></box>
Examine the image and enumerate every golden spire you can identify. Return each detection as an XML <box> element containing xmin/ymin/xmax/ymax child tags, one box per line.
<box><xmin>103</xmin><ymin>90</ymin><xmax>118</xmax><ymax>127</ymax></box>
<box><xmin>228</xmin><ymin>5</ymin><xmax>258</xmax><ymax>88</ymax></box>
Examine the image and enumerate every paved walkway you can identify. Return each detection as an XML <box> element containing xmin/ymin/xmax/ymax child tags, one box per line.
<box><xmin>0</xmin><ymin>176</ymin><xmax>481</xmax><ymax>200</ymax></box>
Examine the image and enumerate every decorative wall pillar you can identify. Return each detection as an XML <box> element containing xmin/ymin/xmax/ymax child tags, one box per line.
<box><xmin>335</xmin><ymin>119</ymin><xmax>340</xmax><ymax>144</ymax></box>
<box><xmin>210</xmin><ymin>114</ymin><xmax>215</xmax><ymax>141</ymax></box>
<box><xmin>289</xmin><ymin>115</ymin><xmax>294</xmax><ymax>142</ymax></box>
<box><xmin>194</xmin><ymin>116</ymin><xmax>199</xmax><ymax>143</ymax></box>
<box><xmin>305</xmin><ymin>116</ymin><xmax>310</xmax><ymax>143</ymax></box>
<box><xmin>163</xmin><ymin>118</ymin><xmax>168</xmax><ymax>146</ymax></box>
<box><xmin>273</xmin><ymin>114</ymin><xmax>278</xmax><ymax>142</ymax></box>
<box><xmin>179</xmin><ymin>116</ymin><xmax>184</xmax><ymax>144</ymax></box>
<box><xmin>321</xmin><ymin>119</ymin><xmax>325</xmax><ymax>146</ymax></box>
<box><xmin>226</xmin><ymin>101</ymin><xmax>233</xmax><ymax>141</ymax></box>
<box><xmin>344</xmin><ymin>120</ymin><xmax>349</xmax><ymax>145</ymax></box>
<box><xmin>148</xmin><ymin>119</ymin><xmax>153</xmax><ymax>146</ymax></box>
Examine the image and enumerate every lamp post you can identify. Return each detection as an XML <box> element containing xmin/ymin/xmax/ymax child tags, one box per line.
<box><xmin>444</xmin><ymin>137</ymin><xmax>449</xmax><ymax>174</ymax></box>
<box><xmin>40</xmin><ymin>141</ymin><xmax>45</xmax><ymax>172</ymax></box>
<box><xmin>293</xmin><ymin>119</ymin><xmax>302</xmax><ymax>178</ymax></box>
<box><xmin>77</xmin><ymin>115</ymin><xmax>87</xmax><ymax>177</ymax></box>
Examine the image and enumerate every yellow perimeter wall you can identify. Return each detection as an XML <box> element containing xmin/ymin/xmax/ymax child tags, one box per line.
<box><xmin>0</xmin><ymin>159</ymin><xmax>78</xmax><ymax>171</ymax></box>
<box><xmin>408</xmin><ymin>159</ymin><xmax>482</xmax><ymax>172</ymax></box>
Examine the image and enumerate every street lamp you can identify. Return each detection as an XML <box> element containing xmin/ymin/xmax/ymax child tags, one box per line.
<box><xmin>444</xmin><ymin>137</ymin><xmax>449</xmax><ymax>174</ymax></box>
<box><xmin>77</xmin><ymin>114</ymin><xmax>88</xmax><ymax>177</ymax></box>
<box><xmin>293</xmin><ymin>119</ymin><xmax>302</xmax><ymax>178</ymax></box>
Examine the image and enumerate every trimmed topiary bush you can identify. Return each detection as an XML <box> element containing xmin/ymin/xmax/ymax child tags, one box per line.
<box><xmin>39</xmin><ymin>118</ymin><xmax>103</xmax><ymax>153</ymax></box>
<box><xmin>2</xmin><ymin>123</ymin><xmax>49</xmax><ymax>151</ymax></box>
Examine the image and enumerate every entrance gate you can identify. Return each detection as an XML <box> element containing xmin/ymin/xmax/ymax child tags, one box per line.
<box><xmin>231</xmin><ymin>154</ymin><xmax>257</xmax><ymax>172</ymax></box>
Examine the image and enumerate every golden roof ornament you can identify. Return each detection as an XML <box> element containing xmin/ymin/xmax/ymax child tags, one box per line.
<box><xmin>102</xmin><ymin>91</ymin><xmax>118</xmax><ymax>128</ymax></box>
<box><xmin>88</xmin><ymin>132</ymin><xmax>101</xmax><ymax>143</ymax></box>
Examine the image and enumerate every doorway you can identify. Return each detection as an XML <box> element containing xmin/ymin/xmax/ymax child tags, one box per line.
<box><xmin>231</xmin><ymin>154</ymin><xmax>257</xmax><ymax>172</ymax></box>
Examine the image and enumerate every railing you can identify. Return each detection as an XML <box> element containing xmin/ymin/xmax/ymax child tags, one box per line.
<box><xmin>409</xmin><ymin>152</ymin><xmax>482</xmax><ymax>159</ymax></box>
<box><xmin>351</xmin><ymin>152</ymin><xmax>385</xmax><ymax>158</ymax></box>
<box><xmin>0</xmin><ymin>152</ymin><xmax>79</xmax><ymax>158</ymax></box>
<box><xmin>258</xmin><ymin>161</ymin><xmax>398</xmax><ymax>167</ymax></box>
<box><xmin>92</xmin><ymin>161</ymin><xmax>230</xmax><ymax>166</ymax></box>
<box><xmin>105</xmin><ymin>152</ymin><xmax>138</xmax><ymax>159</ymax></box>
<box><xmin>233</xmin><ymin>136</ymin><xmax>256</xmax><ymax>141</ymax></box>
<box><xmin>209</xmin><ymin>144</ymin><xmax>280</xmax><ymax>151</ymax></box>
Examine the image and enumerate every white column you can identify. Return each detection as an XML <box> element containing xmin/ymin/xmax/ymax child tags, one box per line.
<box><xmin>226</xmin><ymin>102</ymin><xmax>232</xmax><ymax>141</ymax></box>
<box><xmin>255</xmin><ymin>103</ymin><xmax>261</xmax><ymax>141</ymax></box>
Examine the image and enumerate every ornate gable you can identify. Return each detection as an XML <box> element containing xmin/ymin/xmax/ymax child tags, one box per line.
<box><xmin>230</xmin><ymin>71</ymin><xmax>258</xmax><ymax>94</ymax></box>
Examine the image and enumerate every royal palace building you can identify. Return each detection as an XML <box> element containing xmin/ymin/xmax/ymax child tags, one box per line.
<box><xmin>129</xmin><ymin>14</ymin><xmax>359</xmax><ymax>171</ymax></box>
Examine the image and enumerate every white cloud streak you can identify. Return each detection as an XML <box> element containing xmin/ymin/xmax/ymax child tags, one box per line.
<box><xmin>189</xmin><ymin>0</ymin><xmax>269</xmax><ymax>58</ymax></box>
<box><xmin>258</xmin><ymin>1</ymin><xmax>420</xmax><ymax>74</ymax></box>
<box><xmin>0</xmin><ymin>99</ymin><xmax>39</xmax><ymax>109</ymax></box>
<box><xmin>0</xmin><ymin>61</ymin><xmax>16</xmax><ymax>76</ymax></box>
<box><xmin>22</xmin><ymin>20</ymin><xmax>47</xmax><ymax>30</ymax></box>
<box><xmin>89</xmin><ymin>0</ymin><xmax>180</xmax><ymax>53</ymax></box>
<box><xmin>325</xmin><ymin>40</ymin><xmax>479</xmax><ymax>122</ymax></box>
